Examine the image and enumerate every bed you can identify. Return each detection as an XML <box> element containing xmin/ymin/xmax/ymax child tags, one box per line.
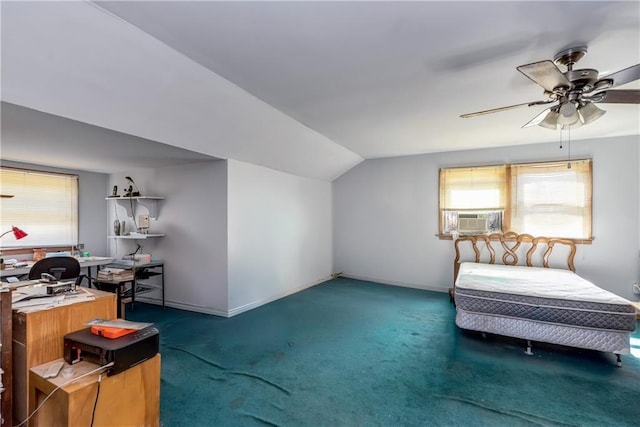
<box><xmin>451</xmin><ymin>232</ymin><xmax>637</xmax><ymax>366</ymax></box>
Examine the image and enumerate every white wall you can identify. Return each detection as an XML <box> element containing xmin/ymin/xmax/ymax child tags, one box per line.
<box><xmin>227</xmin><ymin>160</ymin><xmax>333</xmax><ymax>315</ymax></box>
<box><xmin>108</xmin><ymin>160</ymin><xmax>228</xmax><ymax>315</ymax></box>
<box><xmin>78</xmin><ymin>170</ymin><xmax>111</xmax><ymax>256</ymax></box>
<box><xmin>110</xmin><ymin>159</ymin><xmax>332</xmax><ymax>317</ymax></box>
<box><xmin>333</xmin><ymin>135</ymin><xmax>640</xmax><ymax>300</ymax></box>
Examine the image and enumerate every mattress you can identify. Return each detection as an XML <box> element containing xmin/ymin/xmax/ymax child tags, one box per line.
<box><xmin>456</xmin><ymin>310</ymin><xmax>632</xmax><ymax>354</ymax></box>
<box><xmin>455</xmin><ymin>263</ymin><xmax>637</xmax><ymax>333</ymax></box>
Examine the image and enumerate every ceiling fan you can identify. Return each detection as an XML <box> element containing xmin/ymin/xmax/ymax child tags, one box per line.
<box><xmin>461</xmin><ymin>46</ymin><xmax>640</xmax><ymax>130</ymax></box>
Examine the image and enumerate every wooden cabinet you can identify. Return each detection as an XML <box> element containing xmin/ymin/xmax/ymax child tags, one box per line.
<box><xmin>29</xmin><ymin>354</ymin><xmax>160</xmax><ymax>427</ymax></box>
<box><xmin>12</xmin><ymin>289</ymin><xmax>116</xmax><ymax>426</ymax></box>
<box><xmin>1</xmin><ymin>289</ymin><xmax>12</xmax><ymax>425</ymax></box>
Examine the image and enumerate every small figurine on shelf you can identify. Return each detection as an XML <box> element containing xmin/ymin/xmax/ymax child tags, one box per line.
<box><xmin>125</xmin><ymin>176</ymin><xmax>141</xmax><ymax>197</ymax></box>
<box><xmin>111</xmin><ymin>185</ymin><xmax>119</xmax><ymax>197</ymax></box>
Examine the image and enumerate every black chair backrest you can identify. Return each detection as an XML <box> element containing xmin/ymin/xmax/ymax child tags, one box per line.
<box><xmin>28</xmin><ymin>256</ymin><xmax>81</xmax><ymax>280</ymax></box>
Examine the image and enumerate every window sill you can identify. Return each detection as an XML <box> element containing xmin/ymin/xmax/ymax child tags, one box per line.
<box><xmin>437</xmin><ymin>234</ymin><xmax>593</xmax><ymax>245</ymax></box>
<box><xmin>0</xmin><ymin>245</ymin><xmax>76</xmax><ymax>256</ymax></box>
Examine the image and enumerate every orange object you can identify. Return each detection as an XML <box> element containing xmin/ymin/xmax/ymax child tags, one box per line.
<box><xmin>33</xmin><ymin>248</ymin><xmax>47</xmax><ymax>262</ymax></box>
<box><xmin>91</xmin><ymin>325</ymin><xmax>136</xmax><ymax>339</ymax></box>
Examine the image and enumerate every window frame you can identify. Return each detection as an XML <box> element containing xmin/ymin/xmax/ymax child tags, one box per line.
<box><xmin>0</xmin><ymin>166</ymin><xmax>80</xmax><ymax>250</ymax></box>
<box><xmin>438</xmin><ymin>159</ymin><xmax>593</xmax><ymax>244</ymax></box>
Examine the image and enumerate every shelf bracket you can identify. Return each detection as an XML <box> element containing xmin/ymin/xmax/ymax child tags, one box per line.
<box><xmin>110</xmin><ymin>197</ymin><xmax>162</xmax><ymax>219</ymax></box>
<box><xmin>115</xmin><ymin>198</ymin><xmax>135</xmax><ymax>218</ymax></box>
<box><xmin>137</xmin><ymin>199</ymin><xmax>159</xmax><ymax>219</ymax></box>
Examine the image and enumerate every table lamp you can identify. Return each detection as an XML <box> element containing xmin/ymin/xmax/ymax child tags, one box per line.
<box><xmin>0</xmin><ymin>225</ymin><xmax>28</xmax><ymax>240</ymax></box>
<box><xmin>0</xmin><ymin>225</ymin><xmax>28</xmax><ymax>270</ymax></box>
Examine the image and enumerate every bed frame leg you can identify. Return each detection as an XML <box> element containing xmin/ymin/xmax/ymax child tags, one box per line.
<box><xmin>524</xmin><ymin>340</ymin><xmax>534</xmax><ymax>356</ymax></box>
<box><xmin>615</xmin><ymin>353</ymin><xmax>622</xmax><ymax>368</ymax></box>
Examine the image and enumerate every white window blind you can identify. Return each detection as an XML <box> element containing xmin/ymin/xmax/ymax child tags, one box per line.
<box><xmin>0</xmin><ymin>167</ymin><xmax>78</xmax><ymax>248</ymax></box>
<box><xmin>439</xmin><ymin>160</ymin><xmax>592</xmax><ymax>240</ymax></box>
<box><xmin>439</xmin><ymin>165</ymin><xmax>506</xmax><ymax>210</ymax></box>
<box><xmin>510</xmin><ymin>160</ymin><xmax>592</xmax><ymax>239</ymax></box>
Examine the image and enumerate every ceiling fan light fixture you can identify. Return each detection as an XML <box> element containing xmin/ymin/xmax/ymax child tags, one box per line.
<box><xmin>538</xmin><ymin>110</ymin><xmax>560</xmax><ymax>130</ymax></box>
<box><xmin>558</xmin><ymin>102</ymin><xmax>579</xmax><ymax>125</ymax></box>
<box><xmin>561</xmin><ymin>119</ymin><xmax>583</xmax><ymax>130</ymax></box>
<box><xmin>578</xmin><ymin>102</ymin><xmax>606</xmax><ymax>125</ymax></box>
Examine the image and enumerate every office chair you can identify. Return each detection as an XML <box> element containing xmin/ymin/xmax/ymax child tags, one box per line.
<box><xmin>28</xmin><ymin>256</ymin><xmax>82</xmax><ymax>281</ymax></box>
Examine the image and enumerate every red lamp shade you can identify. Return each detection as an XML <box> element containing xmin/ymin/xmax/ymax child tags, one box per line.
<box><xmin>12</xmin><ymin>226</ymin><xmax>28</xmax><ymax>239</ymax></box>
<box><xmin>0</xmin><ymin>226</ymin><xmax>28</xmax><ymax>240</ymax></box>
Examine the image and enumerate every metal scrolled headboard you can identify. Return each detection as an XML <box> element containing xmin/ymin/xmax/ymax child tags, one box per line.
<box><xmin>453</xmin><ymin>231</ymin><xmax>577</xmax><ymax>282</ymax></box>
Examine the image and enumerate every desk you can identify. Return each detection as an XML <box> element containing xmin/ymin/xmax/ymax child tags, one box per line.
<box><xmin>0</xmin><ymin>256</ymin><xmax>114</xmax><ymax>279</ymax></box>
<box><xmin>29</xmin><ymin>354</ymin><xmax>160</xmax><ymax>427</ymax></box>
<box><xmin>94</xmin><ymin>261</ymin><xmax>165</xmax><ymax>317</ymax></box>
<box><xmin>12</xmin><ymin>288</ymin><xmax>116</xmax><ymax>425</ymax></box>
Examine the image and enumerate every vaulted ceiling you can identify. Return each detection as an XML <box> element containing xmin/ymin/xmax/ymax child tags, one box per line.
<box><xmin>2</xmin><ymin>1</ymin><xmax>639</xmax><ymax>180</ymax></box>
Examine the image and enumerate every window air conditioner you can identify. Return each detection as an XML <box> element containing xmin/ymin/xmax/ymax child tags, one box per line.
<box><xmin>458</xmin><ymin>213</ymin><xmax>489</xmax><ymax>233</ymax></box>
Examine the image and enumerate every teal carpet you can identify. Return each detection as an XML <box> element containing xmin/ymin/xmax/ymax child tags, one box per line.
<box><xmin>127</xmin><ymin>278</ymin><xmax>640</xmax><ymax>426</ymax></box>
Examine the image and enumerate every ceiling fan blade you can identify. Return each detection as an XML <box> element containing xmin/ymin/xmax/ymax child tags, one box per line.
<box><xmin>460</xmin><ymin>100</ymin><xmax>553</xmax><ymax>118</ymax></box>
<box><xmin>517</xmin><ymin>60</ymin><xmax>571</xmax><ymax>93</ymax></box>
<box><xmin>600</xmin><ymin>64</ymin><xmax>640</xmax><ymax>89</ymax></box>
<box><xmin>522</xmin><ymin>108</ymin><xmax>553</xmax><ymax>128</ymax></box>
<box><xmin>588</xmin><ymin>89</ymin><xmax>640</xmax><ymax>104</ymax></box>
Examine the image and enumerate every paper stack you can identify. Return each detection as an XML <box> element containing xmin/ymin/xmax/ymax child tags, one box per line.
<box><xmin>12</xmin><ymin>286</ymin><xmax>96</xmax><ymax>312</ymax></box>
<box><xmin>86</xmin><ymin>318</ymin><xmax>153</xmax><ymax>330</ymax></box>
<box><xmin>97</xmin><ymin>267</ymin><xmax>134</xmax><ymax>281</ymax></box>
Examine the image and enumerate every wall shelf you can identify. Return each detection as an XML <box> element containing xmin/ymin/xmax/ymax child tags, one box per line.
<box><xmin>107</xmin><ymin>195</ymin><xmax>165</xmax><ymax>240</ymax></box>
<box><xmin>108</xmin><ymin>234</ymin><xmax>166</xmax><ymax>239</ymax></box>
<box><xmin>106</xmin><ymin>196</ymin><xmax>165</xmax><ymax>219</ymax></box>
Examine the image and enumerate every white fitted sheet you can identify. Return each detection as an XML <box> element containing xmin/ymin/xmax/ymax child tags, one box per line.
<box><xmin>456</xmin><ymin>262</ymin><xmax>630</xmax><ymax>306</ymax></box>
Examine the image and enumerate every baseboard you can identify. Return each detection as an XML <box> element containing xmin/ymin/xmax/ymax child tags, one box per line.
<box><xmin>226</xmin><ymin>275</ymin><xmax>331</xmax><ymax>317</ymax></box>
<box><xmin>131</xmin><ymin>274</ymin><xmax>438</xmax><ymax>318</ymax></box>
<box><xmin>338</xmin><ymin>274</ymin><xmax>449</xmax><ymax>294</ymax></box>
<box><xmin>133</xmin><ymin>296</ymin><xmax>228</xmax><ymax>317</ymax></box>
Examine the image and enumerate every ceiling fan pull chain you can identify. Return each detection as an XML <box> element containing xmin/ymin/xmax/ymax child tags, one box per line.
<box><xmin>567</xmin><ymin>127</ymin><xmax>572</xmax><ymax>169</ymax></box>
<box><xmin>559</xmin><ymin>127</ymin><xmax>563</xmax><ymax>149</ymax></box>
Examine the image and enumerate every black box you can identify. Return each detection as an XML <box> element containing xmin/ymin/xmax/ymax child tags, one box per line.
<box><xmin>64</xmin><ymin>326</ymin><xmax>159</xmax><ymax>376</ymax></box>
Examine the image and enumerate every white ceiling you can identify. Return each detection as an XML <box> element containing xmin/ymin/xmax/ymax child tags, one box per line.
<box><xmin>1</xmin><ymin>102</ymin><xmax>218</xmax><ymax>173</ymax></box>
<box><xmin>2</xmin><ymin>1</ymin><xmax>639</xmax><ymax>180</ymax></box>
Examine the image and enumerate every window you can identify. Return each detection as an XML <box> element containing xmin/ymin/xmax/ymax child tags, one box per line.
<box><xmin>439</xmin><ymin>165</ymin><xmax>506</xmax><ymax>235</ymax></box>
<box><xmin>0</xmin><ymin>167</ymin><xmax>79</xmax><ymax>248</ymax></box>
<box><xmin>439</xmin><ymin>159</ymin><xmax>592</xmax><ymax>240</ymax></box>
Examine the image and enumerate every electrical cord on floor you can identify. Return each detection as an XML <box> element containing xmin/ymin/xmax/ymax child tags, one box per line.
<box><xmin>13</xmin><ymin>362</ymin><xmax>114</xmax><ymax>427</ymax></box>
<box><xmin>90</xmin><ymin>374</ymin><xmax>103</xmax><ymax>427</ymax></box>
